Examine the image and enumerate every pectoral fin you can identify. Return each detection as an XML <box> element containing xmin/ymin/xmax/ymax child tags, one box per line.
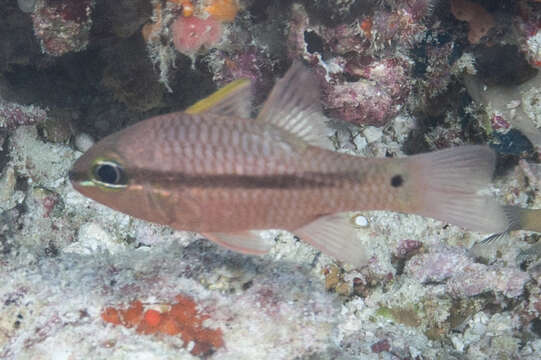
<box><xmin>203</xmin><ymin>231</ymin><xmax>274</xmax><ymax>255</ymax></box>
<box><xmin>294</xmin><ymin>213</ymin><xmax>369</xmax><ymax>267</ymax></box>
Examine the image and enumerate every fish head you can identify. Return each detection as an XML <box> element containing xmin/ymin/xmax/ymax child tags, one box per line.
<box><xmin>69</xmin><ymin>132</ymin><xmax>133</xmax><ymax>209</ymax></box>
<box><xmin>69</xmin><ymin>122</ymin><xmax>186</xmax><ymax>226</ymax></box>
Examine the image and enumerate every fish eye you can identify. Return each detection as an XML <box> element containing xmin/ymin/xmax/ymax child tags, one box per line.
<box><xmin>91</xmin><ymin>160</ymin><xmax>127</xmax><ymax>188</ymax></box>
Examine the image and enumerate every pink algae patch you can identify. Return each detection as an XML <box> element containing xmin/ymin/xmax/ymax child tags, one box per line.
<box><xmin>101</xmin><ymin>295</ymin><xmax>224</xmax><ymax>356</ymax></box>
<box><xmin>170</xmin><ymin>15</ymin><xmax>223</xmax><ymax>55</ymax></box>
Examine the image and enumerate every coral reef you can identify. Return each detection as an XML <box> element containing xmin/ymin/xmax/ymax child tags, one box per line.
<box><xmin>451</xmin><ymin>0</ymin><xmax>495</xmax><ymax>44</ymax></box>
<box><xmin>465</xmin><ymin>71</ymin><xmax>541</xmax><ymax>149</ymax></box>
<box><xmin>31</xmin><ymin>0</ymin><xmax>95</xmax><ymax>56</ymax></box>
<box><xmin>0</xmin><ymin>100</ymin><xmax>46</xmax><ymax>130</ymax></box>
<box><xmin>516</xmin><ymin>0</ymin><xmax>541</xmax><ymax>68</ymax></box>
<box><xmin>101</xmin><ymin>37</ymin><xmax>165</xmax><ymax>112</ymax></box>
<box><xmin>406</xmin><ymin>245</ymin><xmax>530</xmax><ymax>298</ymax></box>
<box><xmin>286</xmin><ymin>1</ymin><xmax>461</xmax><ymax>127</ymax></box>
<box><xmin>0</xmin><ymin>0</ymin><xmax>540</xmax><ymax>359</ymax></box>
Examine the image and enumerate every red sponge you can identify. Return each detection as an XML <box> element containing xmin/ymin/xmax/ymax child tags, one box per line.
<box><xmin>171</xmin><ymin>15</ymin><xmax>223</xmax><ymax>55</ymax></box>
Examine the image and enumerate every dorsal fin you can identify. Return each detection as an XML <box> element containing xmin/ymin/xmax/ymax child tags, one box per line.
<box><xmin>185</xmin><ymin>78</ymin><xmax>252</xmax><ymax>118</ymax></box>
<box><xmin>256</xmin><ymin>62</ymin><xmax>333</xmax><ymax>150</ymax></box>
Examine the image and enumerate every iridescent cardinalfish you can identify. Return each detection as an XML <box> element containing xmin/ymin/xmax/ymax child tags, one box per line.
<box><xmin>69</xmin><ymin>62</ymin><xmax>539</xmax><ymax>267</ymax></box>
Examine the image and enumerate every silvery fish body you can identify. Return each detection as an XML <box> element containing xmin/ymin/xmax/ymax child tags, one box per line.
<box><xmin>70</xmin><ymin>63</ymin><xmax>522</xmax><ymax>266</ymax></box>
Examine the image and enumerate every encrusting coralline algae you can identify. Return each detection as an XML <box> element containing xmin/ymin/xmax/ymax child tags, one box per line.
<box><xmin>0</xmin><ymin>0</ymin><xmax>541</xmax><ymax>359</ymax></box>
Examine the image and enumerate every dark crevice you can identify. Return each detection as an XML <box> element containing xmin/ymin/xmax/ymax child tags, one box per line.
<box><xmin>304</xmin><ymin>30</ymin><xmax>325</xmax><ymax>54</ymax></box>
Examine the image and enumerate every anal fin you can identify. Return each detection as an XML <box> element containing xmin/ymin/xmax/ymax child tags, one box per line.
<box><xmin>203</xmin><ymin>231</ymin><xmax>274</xmax><ymax>255</ymax></box>
<box><xmin>294</xmin><ymin>213</ymin><xmax>369</xmax><ymax>267</ymax></box>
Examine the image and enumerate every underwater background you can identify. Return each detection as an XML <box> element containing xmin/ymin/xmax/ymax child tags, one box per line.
<box><xmin>1</xmin><ymin>0</ymin><xmax>541</xmax><ymax>358</ymax></box>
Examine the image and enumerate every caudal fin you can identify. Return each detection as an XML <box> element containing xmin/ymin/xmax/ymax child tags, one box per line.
<box><xmin>407</xmin><ymin>145</ymin><xmax>509</xmax><ymax>233</ymax></box>
<box><xmin>477</xmin><ymin>206</ymin><xmax>541</xmax><ymax>245</ymax></box>
<box><xmin>503</xmin><ymin>206</ymin><xmax>541</xmax><ymax>233</ymax></box>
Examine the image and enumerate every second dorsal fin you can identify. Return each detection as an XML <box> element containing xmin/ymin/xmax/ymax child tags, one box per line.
<box><xmin>256</xmin><ymin>62</ymin><xmax>333</xmax><ymax>150</ymax></box>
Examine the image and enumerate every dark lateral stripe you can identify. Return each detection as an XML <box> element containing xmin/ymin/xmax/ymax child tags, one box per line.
<box><xmin>135</xmin><ymin>170</ymin><xmax>360</xmax><ymax>190</ymax></box>
<box><xmin>71</xmin><ymin>167</ymin><xmax>361</xmax><ymax>190</ymax></box>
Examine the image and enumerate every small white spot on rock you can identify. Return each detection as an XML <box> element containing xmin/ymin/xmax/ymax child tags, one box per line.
<box><xmin>353</xmin><ymin>214</ymin><xmax>368</xmax><ymax>227</ymax></box>
<box><xmin>74</xmin><ymin>133</ymin><xmax>94</xmax><ymax>153</ymax></box>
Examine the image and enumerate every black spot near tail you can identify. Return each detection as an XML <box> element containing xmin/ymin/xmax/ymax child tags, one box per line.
<box><xmin>391</xmin><ymin>174</ymin><xmax>404</xmax><ymax>188</ymax></box>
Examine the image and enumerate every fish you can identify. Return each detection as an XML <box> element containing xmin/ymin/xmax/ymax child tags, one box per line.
<box><xmin>69</xmin><ymin>62</ymin><xmax>531</xmax><ymax>267</ymax></box>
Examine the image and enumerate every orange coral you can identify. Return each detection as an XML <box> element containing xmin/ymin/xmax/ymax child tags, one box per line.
<box><xmin>101</xmin><ymin>307</ymin><xmax>121</xmax><ymax>325</ymax></box>
<box><xmin>205</xmin><ymin>0</ymin><xmax>238</xmax><ymax>22</ymax></box>
<box><xmin>360</xmin><ymin>18</ymin><xmax>372</xmax><ymax>37</ymax></box>
<box><xmin>181</xmin><ymin>1</ymin><xmax>195</xmax><ymax>17</ymax></box>
<box><xmin>451</xmin><ymin>0</ymin><xmax>495</xmax><ymax>44</ymax></box>
<box><xmin>168</xmin><ymin>0</ymin><xmax>195</xmax><ymax>17</ymax></box>
<box><xmin>144</xmin><ymin>309</ymin><xmax>162</xmax><ymax>327</ymax></box>
<box><xmin>101</xmin><ymin>294</ymin><xmax>224</xmax><ymax>356</ymax></box>
<box><xmin>123</xmin><ymin>300</ymin><xmax>144</xmax><ymax>328</ymax></box>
